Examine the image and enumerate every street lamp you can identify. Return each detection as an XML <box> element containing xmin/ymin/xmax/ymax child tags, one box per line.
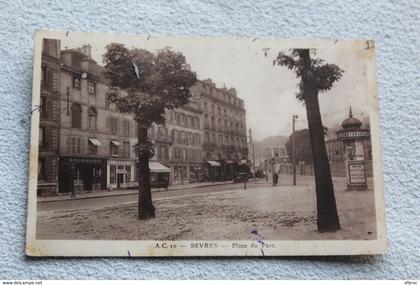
<box><xmin>292</xmin><ymin>114</ymin><xmax>298</xmax><ymax>186</ymax></box>
<box><xmin>264</xmin><ymin>159</ymin><xmax>268</xmax><ymax>181</ymax></box>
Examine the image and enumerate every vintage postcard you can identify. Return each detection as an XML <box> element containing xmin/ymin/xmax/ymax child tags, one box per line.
<box><xmin>26</xmin><ymin>30</ymin><xmax>387</xmax><ymax>256</ymax></box>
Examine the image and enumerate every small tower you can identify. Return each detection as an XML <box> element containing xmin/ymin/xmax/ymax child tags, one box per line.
<box><xmin>336</xmin><ymin>107</ymin><xmax>370</xmax><ymax>191</ymax></box>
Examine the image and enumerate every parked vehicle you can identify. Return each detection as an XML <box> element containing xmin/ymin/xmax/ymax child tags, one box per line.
<box><xmin>255</xmin><ymin>169</ymin><xmax>266</xmax><ymax>178</ymax></box>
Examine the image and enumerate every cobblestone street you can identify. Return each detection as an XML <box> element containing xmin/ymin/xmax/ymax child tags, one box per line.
<box><xmin>37</xmin><ymin>175</ymin><xmax>377</xmax><ymax>240</ymax></box>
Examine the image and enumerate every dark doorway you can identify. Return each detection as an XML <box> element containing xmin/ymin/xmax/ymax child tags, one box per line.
<box><xmin>117</xmin><ymin>173</ymin><xmax>124</xmax><ymax>189</ymax></box>
<box><xmin>81</xmin><ymin>165</ymin><xmax>94</xmax><ymax>192</ymax></box>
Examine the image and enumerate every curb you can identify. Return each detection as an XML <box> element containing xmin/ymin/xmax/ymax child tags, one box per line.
<box><xmin>37</xmin><ymin>181</ymin><xmax>236</xmax><ymax>203</ymax></box>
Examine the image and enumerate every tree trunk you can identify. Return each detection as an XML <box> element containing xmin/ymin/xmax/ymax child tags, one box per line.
<box><xmin>300</xmin><ymin>49</ymin><xmax>340</xmax><ymax>232</ymax></box>
<box><xmin>137</xmin><ymin>125</ymin><xmax>155</xmax><ymax>220</ymax></box>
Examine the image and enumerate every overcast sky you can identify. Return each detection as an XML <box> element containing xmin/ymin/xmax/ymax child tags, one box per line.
<box><xmin>61</xmin><ymin>33</ymin><xmax>370</xmax><ymax>140</ymax></box>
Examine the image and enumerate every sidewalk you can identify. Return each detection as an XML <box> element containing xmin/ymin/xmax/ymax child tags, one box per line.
<box><xmin>37</xmin><ymin>180</ymin><xmax>235</xmax><ymax>202</ymax></box>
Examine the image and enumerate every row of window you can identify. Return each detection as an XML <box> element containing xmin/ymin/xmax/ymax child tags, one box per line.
<box><xmin>71</xmin><ymin>104</ymin><xmax>98</xmax><ymax>131</ymax></box>
<box><xmin>172</xmin><ymin>147</ymin><xmax>202</xmax><ymax>162</ymax></box>
<box><xmin>204</xmin><ymin>132</ymin><xmax>247</xmax><ymax>148</ymax></box>
<box><xmin>70</xmin><ymin>136</ymin><xmax>130</xmax><ymax>158</ymax></box>
<box><xmin>167</xmin><ymin>111</ymin><xmax>200</xmax><ymax>129</ymax></box>
<box><xmin>71</xmin><ymin>103</ymin><xmax>131</xmax><ymax>136</ymax></box>
<box><xmin>171</xmin><ymin>129</ymin><xmax>201</xmax><ymax>145</ymax></box>
<box><xmin>202</xmin><ymin>101</ymin><xmax>244</xmax><ymax>119</ymax></box>
<box><xmin>199</xmin><ymin>83</ymin><xmax>242</xmax><ymax>107</ymax></box>
<box><xmin>204</xmin><ymin>114</ymin><xmax>244</xmax><ymax>133</ymax></box>
<box><xmin>72</xmin><ymin>76</ymin><xmax>96</xmax><ymax>95</ymax></box>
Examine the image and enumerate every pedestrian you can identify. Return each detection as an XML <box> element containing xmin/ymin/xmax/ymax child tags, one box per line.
<box><xmin>273</xmin><ymin>172</ymin><xmax>279</xmax><ymax>186</ymax></box>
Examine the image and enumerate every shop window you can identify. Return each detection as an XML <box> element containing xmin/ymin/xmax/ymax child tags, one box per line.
<box><xmin>88</xmin><ymin>107</ymin><xmax>97</xmax><ymax>132</ymax></box>
<box><xmin>110</xmin><ymin>165</ymin><xmax>116</xmax><ymax>184</ymax></box>
<box><xmin>71</xmin><ymin>104</ymin><xmax>82</xmax><ymax>129</ymax></box>
<box><xmin>73</xmin><ymin>76</ymin><xmax>81</xmax><ymax>89</ymax></box>
<box><xmin>71</xmin><ymin>136</ymin><xmax>82</xmax><ymax>154</ymax></box>
<box><xmin>88</xmin><ymin>81</ymin><xmax>96</xmax><ymax>95</ymax></box>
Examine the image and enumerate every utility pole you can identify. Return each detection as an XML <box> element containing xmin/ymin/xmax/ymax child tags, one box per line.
<box><xmin>265</xmin><ymin>160</ymin><xmax>268</xmax><ymax>181</ymax></box>
<box><xmin>292</xmin><ymin>115</ymin><xmax>298</xmax><ymax>186</ymax></box>
<box><xmin>249</xmin><ymin>128</ymin><xmax>256</xmax><ymax>181</ymax></box>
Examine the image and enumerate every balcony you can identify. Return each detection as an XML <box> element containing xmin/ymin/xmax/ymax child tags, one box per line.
<box><xmin>203</xmin><ymin>142</ymin><xmax>217</xmax><ymax>149</ymax></box>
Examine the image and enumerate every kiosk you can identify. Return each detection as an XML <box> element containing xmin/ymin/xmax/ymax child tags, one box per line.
<box><xmin>336</xmin><ymin>107</ymin><xmax>370</xmax><ymax>191</ymax></box>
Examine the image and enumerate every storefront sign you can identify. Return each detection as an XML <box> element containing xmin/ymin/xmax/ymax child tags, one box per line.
<box><xmin>337</xmin><ymin>129</ymin><xmax>370</xmax><ymax>140</ymax></box>
<box><xmin>68</xmin><ymin>157</ymin><xmax>103</xmax><ymax>165</ymax></box>
<box><xmin>348</xmin><ymin>162</ymin><xmax>367</xmax><ymax>184</ymax></box>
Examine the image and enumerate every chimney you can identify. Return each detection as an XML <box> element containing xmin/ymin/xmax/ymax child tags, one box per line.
<box><xmin>80</xmin><ymin>44</ymin><xmax>92</xmax><ymax>58</ymax></box>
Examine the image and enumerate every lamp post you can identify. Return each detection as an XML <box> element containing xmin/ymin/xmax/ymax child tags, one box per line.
<box><xmin>264</xmin><ymin>159</ymin><xmax>268</xmax><ymax>181</ymax></box>
<box><xmin>292</xmin><ymin>115</ymin><xmax>298</xmax><ymax>186</ymax></box>
<box><xmin>249</xmin><ymin>129</ymin><xmax>256</xmax><ymax>181</ymax></box>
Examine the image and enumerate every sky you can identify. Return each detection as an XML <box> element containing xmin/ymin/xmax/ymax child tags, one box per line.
<box><xmin>60</xmin><ymin>33</ymin><xmax>371</xmax><ymax>140</ymax></box>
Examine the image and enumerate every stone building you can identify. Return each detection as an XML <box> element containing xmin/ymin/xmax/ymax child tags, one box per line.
<box><xmin>147</xmin><ymin>102</ymin><xmax>203</xmax><ymax>184</ymax></box>
<box><xmin>190</xmin><ymin>79</ymin><xmax>248</xmax><ymax>180</ymax></box>
<box><xmin>37</xmin><ymin>39</ymin><xmax>61</xmax><ymax>196</ymax></box>
<box><xmin>38</xmin><ymin>42</ymin><xmax>249</xmax><ymax>194</ymax></box>
<box><xmin>58</xmin><ymin>45</ymin><xmax>138</xmax><ymax>193</ymax></box>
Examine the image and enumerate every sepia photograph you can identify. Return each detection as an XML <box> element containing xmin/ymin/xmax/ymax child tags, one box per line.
<box><xmin>26</xmin><ymin>30</ymin><xmax>387</xmax><ymax>256</ymax></box>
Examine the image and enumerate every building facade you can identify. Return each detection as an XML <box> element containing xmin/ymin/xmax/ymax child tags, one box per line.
<box><xmin>190</xmin><ymin>79</ymin><xmax>248</xmax><ymax>180</ymax></box>
<box><xmin>58</xmin><ymin>45</ymin><xmax>138</xmax><ymax>193</ymax></box>
<box><xmin>147</xmin><ymin>102</ymin><xmax>203</xmax><ymax>184</ymax></box>
<box><xmin>37</xmin><ymin>39</ymin><xmax>61</xmax><ymax>196</ymax></box>
<box><xmin>38</xmin><ymin>43</ymin><xmax>249</xmax><ymax>195</ymax></box>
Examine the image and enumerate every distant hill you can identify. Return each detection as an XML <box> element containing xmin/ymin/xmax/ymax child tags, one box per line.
<box><xmin>249</xmin><ymin>135</ymin><xmax>288</xmax><ymax>164</ymax></box>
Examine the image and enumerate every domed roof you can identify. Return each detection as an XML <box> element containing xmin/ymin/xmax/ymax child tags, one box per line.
<box><xmin>341</xmin><ymin>107</ymin><xmax>362</xmax><ymax>129</ymax></box>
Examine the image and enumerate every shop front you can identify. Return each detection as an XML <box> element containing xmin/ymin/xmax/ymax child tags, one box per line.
<box><xmin>149</xmin><ymin>161</ymin><xmax>171</xmax><ymax>189</ymax></box>
<box><xmin>58</xmin><ymin>156</ymin><xmax>107</xmax><ymax>193</ymax></box>
<box><xmin>107</xmin><ymin>159</ymin><xmax>136</xmax><ymax>190</ymax></box>
<box><xmin>171</xmin><ymin>163</ymin><xmax>203</xmax><ymax>184</ymax></box>
<box><xmin>203</xmin><ymin>160</ymin><xmax>222</xmax><ymax>181</ymax></box>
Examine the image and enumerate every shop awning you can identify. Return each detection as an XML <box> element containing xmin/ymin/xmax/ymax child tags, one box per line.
<box><xmin>89</xmin><ymin>138</ymin><xmax>101</xmax><ymax>146</ymax></box>
<box><xmin>111</xmin><ymin>140</ymin><xmax>121</xmax><ymax>146</ymax></box>
<box><xmin>149</xmin><ymin>161</ymin><xmax>171</xmax><ymax>173</ymax></box>
<box><xmin>206</xmin><ymin>160</ymin><xmax>221</xmax><ymax>167</ymax></box>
